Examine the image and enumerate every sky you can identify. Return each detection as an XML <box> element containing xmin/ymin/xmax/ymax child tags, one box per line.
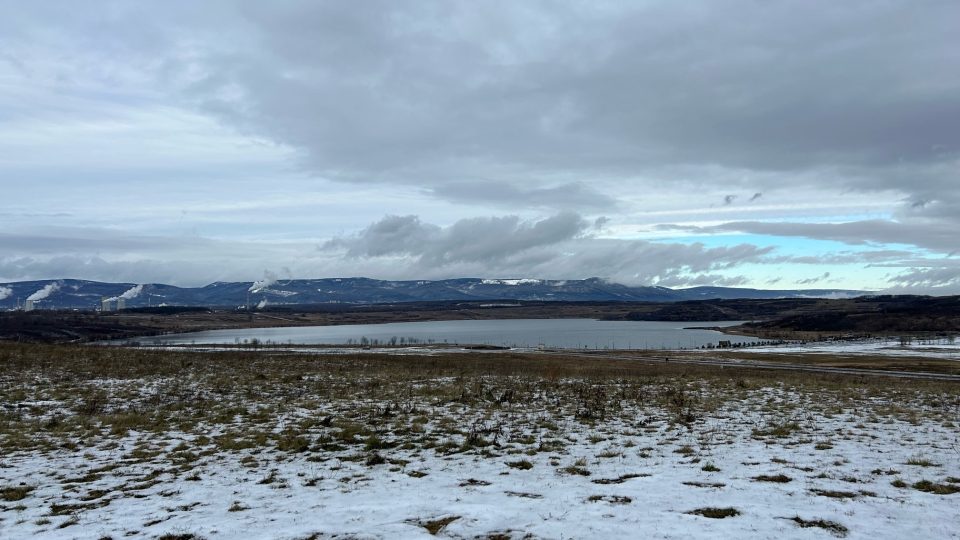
<box><xmin>1</xmin><ymin>1</ymin><xmax>958</xmax><ymax>292</ymax></box>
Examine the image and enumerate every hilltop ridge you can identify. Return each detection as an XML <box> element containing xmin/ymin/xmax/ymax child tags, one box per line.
<box><xmin>0</xmin><ymin>277</ymin><xmax>864</xmax><ymax>311</ymax></box>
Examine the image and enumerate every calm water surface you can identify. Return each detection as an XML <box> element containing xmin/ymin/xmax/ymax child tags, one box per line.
<box><xmin>129</xmin><ymin>319</ymin><xmax>758</xmax><ymax>350</ymax></box>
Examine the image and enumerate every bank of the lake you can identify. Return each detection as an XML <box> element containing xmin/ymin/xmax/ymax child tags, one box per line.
<box><xmin>118</xmin><ymin>318</ymin><xmax>760</xmax><ymax>350</ymax></box>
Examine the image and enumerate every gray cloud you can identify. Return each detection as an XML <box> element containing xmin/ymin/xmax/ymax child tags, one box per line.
<box><xmin>4</xmin><ymin>217</ymin><xmax>955</xmax><ymax>293</ymax></box>
<box><xmin>3</xmin><ymin>2</ymin><xmax>959</xmax><ymax>291</ymax></box>
<box><xmin>326</xmin><ymin>211</ymin><xmax>589</xmax><ymax>265</ymax></box>
<box><xmin>323</xmin><ymin>212</ymin><xmax>774</xmax><ymax>286</ymax></box>
<box><xmin>0</xmin><ymin>230</ymin><xmax>212</xmax><ymax>255</ymax></box>
<box><xmin>0</xmin><ymin>256</ymin><xmax>243</xmax><ymax>286</ymax></box>
<box><xmin>796</xmin><ymin>272</ymin><xmax>831</xmax><ymax>285</ymax></box>
<box><xmin>429</xmin><ymin>181</ymin><xmax>618</xmax><ymax>211</ymax></box>
<box><xmin>189</xmin><ymin>2</ymin><xmax>958</xmax><ymax>179</ymax></box>
<box><xmin>10</xmin><ymin>2</ymin><xmax>954</xmax><ymax>205</ymax></box>
<box><xmin>674</xmin><ymin>219</ymin><xmax>960</xmax><ymax>254</ymax></box>
<box><xmin>769</xmin><ymin>250</ymin><xmax>918</xmax><ymax>265</ymax></box>
<box><xmin>888</xmin><ymin>267</ymin><xmax>960</xmax><ymax>291</ymax></box>
<box><xmin>0</xmin><ymin>228</ymin><xmax>320</xmax><ymax>286</ymax></box>
<box><xmin>0</xmin><ymin>217</ymin><xmax>773</xmax><ymax>288</ymax></box>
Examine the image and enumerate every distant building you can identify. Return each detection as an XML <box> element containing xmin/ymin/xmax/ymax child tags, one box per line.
<box><xmin>101</xmin><ymin>298</ymin><xmax>114</xmax><ymax>312</ymax></box>
<box><xmin>117</xmin><ymin>297</ymin><xmax>126</xmax><ymax>310</ymax></box>
<box><xmin>24</xmin><ymin>299</ymin><xmax>35</xmax><ymax>312</ymax></box>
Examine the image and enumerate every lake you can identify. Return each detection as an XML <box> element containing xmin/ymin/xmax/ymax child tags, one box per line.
<box><xmin>126</xmin><ymin>319</ymin><xmax>759</xmax><ymax>350</ymax></box>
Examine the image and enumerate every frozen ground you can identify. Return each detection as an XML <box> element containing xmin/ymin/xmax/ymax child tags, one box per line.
<box><xmin>737</xmin><ymin>337</ymin><xmax>960</xmax><ymax>360</ymax></box>
<box><xmin>1</xmin><ymin>346</ymin><xmax>958</xmax><ymax>539</ymax></box>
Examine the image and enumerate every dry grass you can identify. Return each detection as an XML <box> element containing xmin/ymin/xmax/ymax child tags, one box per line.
<box><xmin>1</xmin><ymin>341</ymin><xmax>958</xmax><ymax>536</ymax></box>
<box><xmin>1</xmin><ymin>342</ymin><xmax>957</xmax><ymax>459</ymax></box>
<box><xmin>753</xmin><ymin>474</ymin><xmax>792</xmax><ymax>483</ymax></box>
<box><xmin>418</xmin><ymin>515</ymin><xmax>460</xmax><ymax>535</ymax></box>
<box><xmin>789</xmin><ymin>516</ymin><xmax>848</xmax><ymax>537</ymax></box>
<box><xmin>1</xmin><ymin>485</ymin><xmax>34</xmax><ymax>502</ymax></box>
<box><xmin>688</xmin><ymin>507</ymin><xmax>740</xmax><ymax>519</ymax></box>
<box><xmin>911</xmin><ymin>480</ymin><xmax>960</xmax><ymax>495</ymax></box>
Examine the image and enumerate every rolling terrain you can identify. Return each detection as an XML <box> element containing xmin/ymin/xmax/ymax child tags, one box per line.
<box><xmin>0</xmin><ymin>277</ymin><xmax>862</xmax><ymax>311</ymax></box>
<box><xmin>1</xmin><ymin>295</ymin><xmax>957</xmax><ymax>344</ymax></box>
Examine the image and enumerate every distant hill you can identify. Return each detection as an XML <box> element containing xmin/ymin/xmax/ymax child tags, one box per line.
<box><xmin>621</xmin><ymin>295</ymin><xmax>960</xmax><ymax>333</ymax></box>
<box><xmin>0</xmin><ymin>277</ymin><xmax>865</xmax><ymax>311</ymax></box>
<box><xmin>734</xmin><ymin>295</ymin><xmax>960</xmax><ymax>334</ymax></box>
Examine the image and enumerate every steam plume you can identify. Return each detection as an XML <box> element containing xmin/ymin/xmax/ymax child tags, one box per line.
<box><xmin>249</xmin><ymin>271</ymin><xmax>278</xmax><ymax>293</ymax></box>
<box><xmin>0</xmin><ymin>286</ymin><xmax>11</xmax><ymax>301</ymax></box>
<box><xmin>119</xmin><ymin>284</ymin><xmax>143</xmax><ymax>300</ymax></box>
<box><xmin>27</xmin><ymin>282</ymin><xmax>61</xmax><ymax>302</ymax></box>
<box><xmin>106</xmin><ymin>284</ymin><xmax>144</xmax><ymax>302</ymax></box>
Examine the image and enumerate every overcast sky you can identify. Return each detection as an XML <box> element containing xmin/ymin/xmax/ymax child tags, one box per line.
<box><xmin>1</xmin><ymin>1</ymin><xmax>958</xmax><ymax>292</ymax></box>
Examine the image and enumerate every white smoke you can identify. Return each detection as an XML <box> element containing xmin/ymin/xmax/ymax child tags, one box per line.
<box><xmin>249</xmin><ymin>271</ymin><xmax>278</xmax><ymax>293</ymax></box>
<box><xmin>256</xmin><ymin>298</ymin><xmax>268</xmax><ymax>309</ymax></box>
<box><xmin>27</xmin><ymin>282</ymin><xmax>61</xmax><ymax>302</ymax></box>
<box><xmin>119</xmin><ymin>284</ymin><xmax>143</xmax><ymax>300</ymax></box>
<box><xmin>106</xmin><ymin>284</ymin><xmax>144</xmax><ymax>302</ymax></box>
<box><xmin>0</xmin><ymin>286</ymin><xmax>11</xmax><ymax>301</ymax></box>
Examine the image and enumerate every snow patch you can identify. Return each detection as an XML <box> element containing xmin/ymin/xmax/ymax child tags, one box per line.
<box><xmin>480</xmin><ymin>278</ymin><xmax>543</xmax><ymax>286</ymax></box>
<box><xmin>2</xmin><ymin>386</ymin><xmax>957</xmax><ymax>539</ymax></box>
<box><xmin>739</xmin><ymin>336</ymin><xmax>960</xmax><ymax>359</ymax></box>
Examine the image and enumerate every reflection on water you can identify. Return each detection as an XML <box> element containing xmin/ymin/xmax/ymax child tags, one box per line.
<box><xmin>125</xmin><ymin>319</ymin><xmax>759</xmax><ymax>350</ymax></box>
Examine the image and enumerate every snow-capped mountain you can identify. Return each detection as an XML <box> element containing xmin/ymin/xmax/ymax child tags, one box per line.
<box><xmin>0</xmin><ymin>277</ymin><xmax>865</xmax><ymax>311</ymax></box>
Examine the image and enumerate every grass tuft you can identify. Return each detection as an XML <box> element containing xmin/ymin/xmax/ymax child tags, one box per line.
<box><xmin>687</xmin><ymin>507</ymin><xmax>740</xmax><ymax>519</ymax></box>
<box><xmin>1</xmin><ymin>485</ymin><xmax>34</xmax><ymax>502</ymax></box>
<box><xmin>911</xmin><ymin>480</ymin><xmax>960</xmax><ymax>495</ymax></box>
<box><xmin>753</xmin><ymin>474</ymin><xmax>792</xmax><ymax>483</ymax></box>
<box><xmin>419</xmin><ymin>515</ymin><xmax>460</xmax><ymax>535</ymax></box>
<box><xmin>789</xmin><ymin>516</ymin><xmax>848</xmax><ymax>537</ymax></box>
<box><xmin>506</xmin><ymin>459</ymin><xmax>533</xmax><ymax>470</ymax></box>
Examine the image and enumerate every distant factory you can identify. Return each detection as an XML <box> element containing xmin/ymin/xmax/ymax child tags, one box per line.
<box><xmin>101</xmin><ymin>297</ymin><xmax>127</xmax><ymax>312</ymax></box>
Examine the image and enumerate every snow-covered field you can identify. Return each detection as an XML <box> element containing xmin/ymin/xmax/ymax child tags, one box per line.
<box><xmin>1</xmin><ymin>346</ymin><xmax>958</xmax><ymax>539</ymax></box>
<box><xmin>737</xmin><ymin>337</ymin><xmax>960</xmax><ymax>360</ymax></box>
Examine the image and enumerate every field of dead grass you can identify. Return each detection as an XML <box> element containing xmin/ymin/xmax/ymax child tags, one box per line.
<box><xmin>1</xmin><ymin>343</ymin><xmax>958</xmax><ymax>539</ymax></box>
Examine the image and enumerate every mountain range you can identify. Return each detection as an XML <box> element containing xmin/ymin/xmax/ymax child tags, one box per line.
<box><xmin>0</xmin><ymin>278</ymin><xmax>865</xmax><ymax>311</ymax></box>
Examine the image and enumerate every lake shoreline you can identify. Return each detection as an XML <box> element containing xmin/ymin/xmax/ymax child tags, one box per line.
<box><xmin>105</xmin><ymin>318</ymin><xmax>760</xmax><ymax>351</ymax></box>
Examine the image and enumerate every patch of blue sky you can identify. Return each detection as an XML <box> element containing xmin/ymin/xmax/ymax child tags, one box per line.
<box><xmin>658</xmin><ymin>234</ymin><xmax>933</xmax><ymax>291</ymax></box>
<box><xmin>705</xmin><ymin>263</ymin><xmax>893</xmax><ymax>291</ymax></box>
<box><xmin>743</xmin><ymin>208</ymin><xmax>896</xmax><ymax>223</ymax></box>
<box><xmin>658</xmin><ymin>234</ymin><xmax>925</xmax><ymax>259</ymax></box>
